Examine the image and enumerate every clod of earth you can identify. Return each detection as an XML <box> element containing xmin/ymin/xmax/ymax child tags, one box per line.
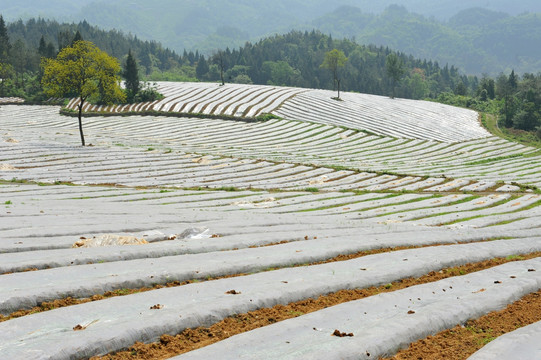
<box><xmin>332</xmin><ymin>329</ymin><xmax>354</xmax><ymax>337</ymax></box>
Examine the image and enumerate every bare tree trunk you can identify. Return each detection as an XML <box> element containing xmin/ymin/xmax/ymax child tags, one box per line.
<box><xmin>220</xmin><ymin>66</ymin><xmax>224</xmax><ymax>86</ymax></box>
<box><xmin>78</xmin><ymin>98</ymin><xmax>85</xmax><ymax>146</ymax></box>
<box><xmin>337</xmin><ymin>79</ymin><xmax>341</xmax><ymax>99</ymax></box>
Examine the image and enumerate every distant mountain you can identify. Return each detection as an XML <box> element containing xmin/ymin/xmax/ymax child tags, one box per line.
<box><xmin>313</xmin><ymin>6</ymin><xmax>541</xmax><ymax>75</ymax></box>
<box><xmin>1</xmin><ymin>0</ymin><xmax>540</xmax><ymax>74</ymax></box>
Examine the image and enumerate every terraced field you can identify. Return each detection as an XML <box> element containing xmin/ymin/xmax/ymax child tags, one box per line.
<box><xmin>65</xmin><ymin>82</ymin><xmax>489</xmax><ymax>142</ymax></box>
<box><xmin>1</xmin><ymin>83</ymin><xmax>541</xmax><ymax>360</ymax></box>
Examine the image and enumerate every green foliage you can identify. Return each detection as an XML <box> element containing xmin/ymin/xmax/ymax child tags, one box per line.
<box><xmin>6</xmin><ymin>17</ymin><xmax>186</xmax><ymax>75</ymax></box>
<box><xmin>255</xmin><ymin>113</ymin><xmax>282</xmax><ymax>121</ymax></box>
<box><xmin>42</xmin><ymin>40</ymin><xmax>125</xmax><ymax>106</ymax></box>
<box><xmin>261</xmin><ymin>61</ymin><xmax>300</xmax><ymax>86</ymax></box>
<box><xmin>320</xmin><ymin>49</ymin><xmax>347</xmax><ymax>98</ymax></box>
<box><xmin>385</xmin><ymin>53</ymin><xmax>405</xmax><ymax>98</ymax></box>
<box><xmin>0</xmin><ymin>61</ymin><xmax>14</xmax><ymax>96</ymax></box>
<box><xmin>41</xmin><ymin>40</ymin><xmax>125</xmax><ymax>145</ymax></box>
<box><xmin>0</xmin><ymin>15</ymin><xmax>10</xmax><ymax>63</ymax></box>
<box><xmin>134</xmin><ymin>82</ymin><xmax>164</xmax><ymax>102</ymax></box>
<box><xmin>123</xmin><ymin>50</ymin><xmax>140</xmax><ymax>103</ymax></box>
<box><xmin>315</xmin><ymin>5</ymin><xmax>541</xmax><ymax>75</ymax></box>
<box><xmin>193</xmin><ymin>30</ymin><xmax>477</xmax><ymax>100</ymax></box>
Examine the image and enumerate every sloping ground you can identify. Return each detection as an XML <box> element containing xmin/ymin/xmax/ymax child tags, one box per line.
<box><xmin>64</xmin><ymin>82</ymin><xmax>488</xmax><ymax>142</ymax></box>
<box><xmin>1</xmin><ymin>91</ymin><xmax>541</xmax><ymax>359</ymax></box>
<box><xmin>2</xmin><ymin>105</ymin><xmax>539</xmax><ymax>188</ymax></box>
<box><xmin>1</xmin><ymin>183</ymin><xmax>541</xmax><ymax>359</ymax></box>
<box><xmin>274</xmin><ymin>89</ymin><xmax>488</xmax><ymax>142</ymax></box>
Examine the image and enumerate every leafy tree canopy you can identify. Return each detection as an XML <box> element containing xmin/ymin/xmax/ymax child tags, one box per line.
<box><xmin>41</xmin><ymin>40</ymin><xmax>125</xmax><ymax>145</ymax></box>
<box><xmin>320</xmin><ymin>49</ymin><xmax>347</xmax><ymax>98</ymax></box>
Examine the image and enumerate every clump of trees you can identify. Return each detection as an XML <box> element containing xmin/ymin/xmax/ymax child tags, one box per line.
<box><xmin>435</xmin><ymin>71</ymin><xmax>541</xmax><ymax>140</ymax></box>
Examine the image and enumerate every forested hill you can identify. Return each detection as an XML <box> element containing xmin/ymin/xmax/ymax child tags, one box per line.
<box><xmin>6</xmin><ymin>17</ymin><xmax>182</xmax><ymax>74</ymax></box>
<box><xmin>313</xmin><ymin>5</ymin><xmax>541</xmax><ymax>75</ymax></box>
<box><xmin>197</xmin><ymin>30</ymin><xmax>472</xmax><ymax>100</ymax></box>
<box><xmin>4</xmin><ymin>17</ymin><xmax>471</xmax><ymax>101</ymax></box>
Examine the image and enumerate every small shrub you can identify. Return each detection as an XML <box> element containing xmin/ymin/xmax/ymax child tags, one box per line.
<box><xmin>304</xmin><ymin>187</ymin><xmax>319</xmax><ymax>193</ymax></box>
<box><xmin>134</xmin><ymin>82</ymin><xmax>164</xmax><ymax>103</ymax></box>
<box><xmin>255</xmin><ymin>113</ymin><xmax>282</xmax><ymax>121</ymax></box>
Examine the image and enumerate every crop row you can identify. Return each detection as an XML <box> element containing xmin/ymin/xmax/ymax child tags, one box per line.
<box><xmin>63</xmin><ymin>82</ymin><xmax>487</xmax><ymax>142</ymax></box>
<box><xmin>2</xmin><ymin>105</ymin><xmax>539</xmax><ymax>188</ymax></box>
<box><xmin>0</xmin><ymin>126</ymin><xmax>529</xmax><ymax>194</ymax></box>
<box><xmin>1</xmin><ymin>182</ymin><xmax>541</xmax><ymax>359</ymax></box>
<box><xmin>66</xmin><ymin>82</ymin><xmax>307</xmax><ymax>120</ymax></box>
<box><xmin>2</xmin><ymin>88</ymin><xmax>541</xmax><ymax>359</ymax></box>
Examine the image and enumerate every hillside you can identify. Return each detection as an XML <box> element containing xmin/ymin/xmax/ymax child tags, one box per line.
<box><xmin>313</xmin><ymin>5</ymin><xmax>541</xmax><ymax>74</ymax></box>
<box><xmin>1</xmin><ymin>80</ymin><xmax>541</xmax><ymax>358</ymax></box>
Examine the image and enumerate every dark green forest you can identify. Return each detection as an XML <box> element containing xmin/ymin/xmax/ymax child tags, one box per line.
<box><xmin>4</xmin><ymin>17</ymin><xmax>184</xmax><ymax>75</ymax></box>
<box><xmin>0</xmin><ymin>16</ymin><xmax>539</xmax><ymax>139</ymax></box>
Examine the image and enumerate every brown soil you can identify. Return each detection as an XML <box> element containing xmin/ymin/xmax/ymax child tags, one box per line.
<box><xmin>384</xmin><ymin>290</ymin><xmax>541</xmax><ymax>360</ymax></box>
<box><xmin>91</xmin><ymin>253</ymin><xmax>541</xmax><ymax>360</ymax></box>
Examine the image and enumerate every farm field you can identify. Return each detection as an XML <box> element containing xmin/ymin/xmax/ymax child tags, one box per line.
<box><xmin>1</xmin><ymin>82</ymin><xmax>541</xmax><ymax>360</ymax></box>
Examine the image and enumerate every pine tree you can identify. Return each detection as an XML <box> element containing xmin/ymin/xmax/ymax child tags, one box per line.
<box><xmin>123</xmin><ymin>49</ymin><xmax>140</xmax><ymax>102</ymax></box>
<box><xmin>38</xmin><ymin>35</ymin><xmax>47</xmax><ymax>57</ymax></box>
<box><xmin>386</xmin><ymin>53</ymin><xmax>405</xmax><ymax>99</ymax></box>
<box><xmin>0</xmin><ymin>15</ymin><xmax>10</xmax><ymax>62</ymax></box>
<box><xmin>71</xmin><ymin>30</ymin><xmax>83</xmax><ymax>45</ymax></box>
<box><xmin>196</xmin><ymin>56</ymin><xmax>209</xmax><ymax>80</ymax></box>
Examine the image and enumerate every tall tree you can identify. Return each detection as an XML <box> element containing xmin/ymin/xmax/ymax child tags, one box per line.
<box><xmin>41</xmin><ymin>41</ymin><xmax>125</xmax><ymax>146</ymax></box>
<box><xmin>386</xmin><ymin>53</ymin><xmax>406</xmax><ymax>99</ymax></box>
<box><xmin>0</xmin><ymin>15</ymin><xmax>10</xmax><ymax>63</ymax></box>
<box><xmin>123</xmin><ymin>49</ymin><xmax>140</xmax><ymax>102</ymax></box>
<box><xmin>195</xmin><ymin>55</ymin><xmax>209</xmax><ymax>80</ymax></box>
<box><xmin>496</xmin><ymin>73</ymin><xmax>517</xmax><ymax>127</ymax></box>
<box><xmin>38</xmin><ymin>35</ymin><xmax>47</xmax><ymax>57</ymax></box>
<box><xmin>57</xmin><ymin>30</ymin><xmax>73</xmax><ymax>52</ymax></box>
<box><xmin>320</xmin><ymin>49</ymin><xmax>348</xmax><ymax>99</ymax></box>
<box><xmin>212</xmin><ymin>50</ymin><xmax>227</xmax><ymax>85</ymax></box>
<box><xmin>71</xmin><ymin>30</ymin><xmax>83</xmax><ymax>46</ymax></box>
<box><xmin>0</xmin><ymin>62</ymin><xmax>13</xmax><ymax>96</ymax></box>
<box><xmin>10</xmin><ymin>39</ymin><xmax>27</xmax><ymax>88</ymax></box>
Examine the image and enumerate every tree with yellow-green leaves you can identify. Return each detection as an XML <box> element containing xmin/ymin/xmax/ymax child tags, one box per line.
<box><xmin>41</xmin><ymin>40</ymin><xmax>125</xmax><ymax>146</ymax></box>
<box><xmin>320</xmin><ymin>49</ymin><xmax>347</xmax><ymax>100</ymax></box>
